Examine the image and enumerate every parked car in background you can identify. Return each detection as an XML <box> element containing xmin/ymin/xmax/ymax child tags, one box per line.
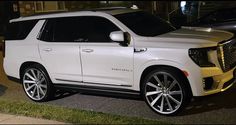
<box><xmin>187</xmin><ymin>7</ymin><xmax>236</xmax><ymax>34</ymax></box>
<box><xmin>3</xmin><ymin>7</ymin><xmax>236</xmax><ymax>115</ymax></box>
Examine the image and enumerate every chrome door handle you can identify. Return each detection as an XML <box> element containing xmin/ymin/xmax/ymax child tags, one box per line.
<box><xmin>43</xmin><ymin>48</ymin><xmax>52</xmax><ymax>52</ymax></box>
<box><xmin>134</xmin><ymin>48</ymin><xmax>147</xmax><ymax>53</ymax></box>
<box><xmin>82</xmin><ymin>49</ymin><xmax>94</xmax><ymax>53</ymax></box>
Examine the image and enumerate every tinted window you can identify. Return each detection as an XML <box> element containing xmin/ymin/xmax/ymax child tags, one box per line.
<box><xmin>5</xmin><ymin>20</ymin><xmax>38</xmax><ymax>40</ymax></box>
<box><xmin>215</xmin><ymin>9</ymin><xmax>236</xmax><ymax>22</ymax></box>
<box><xmin>193</xmin><ymin>9</ymin><xmax>236</xmax><ymax>25</ymax></box>
<box><xmin>40</xmin><ymin>16</ymin><xmax>120</xmax><ymax>42</ymax></box>
<box><xmin>197</xmin><ymin>12</ymin><xmax>217</xmax><ymax>24</ymax></box>
<box><xmin>114</xmin><ymin>11</ymin><xmax>175</xmax><ymax>37</ymax></box>
<box><xmin>39</xmin><ymin>20</ymin><xmax>54</xmax><ymax>42</ymax></box>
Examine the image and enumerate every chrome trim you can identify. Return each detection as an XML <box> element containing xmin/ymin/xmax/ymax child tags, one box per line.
<box><xmin>55</xmin><ymin>78</ymin><xmax>132</xmax><ymax>87</ymax></box>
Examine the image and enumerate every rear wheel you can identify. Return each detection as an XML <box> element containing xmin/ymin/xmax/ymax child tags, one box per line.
<box><xmin>22</xmin><ymin>64</ymin><xmax>54</xmax><ymax>102</ymax></box>
<box><xmin>141</xmin><ymin>67</ymin><xmax>191</xmax><ymax>115</ymax></box>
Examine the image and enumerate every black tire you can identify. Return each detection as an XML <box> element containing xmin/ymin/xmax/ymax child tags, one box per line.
<box><xmin>141</xmin><ymin>67</ymin><xmax>192</xmax><ymax>115</ymax></box>
<box><xmin>22</xmin><ymin>64</ymin><xmax>55</xmax><ymax>102</ymax></box>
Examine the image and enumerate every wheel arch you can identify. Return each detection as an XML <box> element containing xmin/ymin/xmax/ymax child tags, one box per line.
<box><xmin>139</xmin><ymin>64</ymin><xmax>193</xmax><ymax>97</ymax></box>
<box><xmin>19</xmin><ymin>61</ymin><xmax>48</xmax><ymax>80</ymax></box>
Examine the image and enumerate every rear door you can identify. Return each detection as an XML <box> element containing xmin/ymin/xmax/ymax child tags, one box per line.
<box><xmin>38</xmin><ymin>18</ymin><xmax>82</xmax><ymax>84</ymax></box>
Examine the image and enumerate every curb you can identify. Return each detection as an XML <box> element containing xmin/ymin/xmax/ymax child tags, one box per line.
<box><xmin>0</xmin><ymin>113</ymin><xmax>66</xmax><ymax>124</ymax></box>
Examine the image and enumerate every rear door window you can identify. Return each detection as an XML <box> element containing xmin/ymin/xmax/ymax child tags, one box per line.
<box><xmin>5</xmin><ymin>20</ymin><xmax>38</xmax><ymax>40</ymax></box>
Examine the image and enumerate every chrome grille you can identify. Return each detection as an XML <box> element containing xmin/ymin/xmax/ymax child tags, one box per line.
<box><xmin>218</xmin><ymin>39</ymin><xmax>236</xmax><ymax>72</ymax></box>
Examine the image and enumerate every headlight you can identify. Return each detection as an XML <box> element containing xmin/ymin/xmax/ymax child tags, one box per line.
<box><xmin>217</xmin><ymin>45</ymin><xmax>225</xmax><ymax>70</ymax></box>
<box><xmin>189</xmin><ymin>47</ymin><xmax>216</xmax><ymax>67</ymax></box>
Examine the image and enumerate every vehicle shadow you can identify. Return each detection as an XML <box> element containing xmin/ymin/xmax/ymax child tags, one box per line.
<box><xmin>52</xmin><ymin>89</ymin><xmax>78</xmax><ymax>100</ymax></box>
<box><xmin>52</xmin><ymin>88</ymin><xmax>142</xmax><ymax>101</ymax></box>
<box><xmin>79</xmin><ymin>91</ymin><xmax>142</xmax><ymax>100</ymax></box>
<box><xmin>0</xmin><ymin>84</ymin><xmax>7</xmax><ymax>97</ymax></box>
<box><xmin>179</xmin><ymin>85</ymin><xmax>236</xmax><ymax>116</ymax></box>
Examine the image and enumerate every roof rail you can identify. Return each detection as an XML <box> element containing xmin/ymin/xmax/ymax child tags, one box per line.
<box><xmin>21</xmin><ymin>10</ymin><xmax>68</xmax><ymax>17</ymax></box>
<box><xmin>23</xmin><ymin>10</ymin><xmax>69</xmax><ymax>17</ymax></box>
<box><xmin>21</xmin><ymin>7</ymin><xmax>128</xmax><ymax>17</ymax></box>
<box><xmin>89</xmin><ymin>7</ymin><xmax>127</xmax><ymax>11</ymax></box>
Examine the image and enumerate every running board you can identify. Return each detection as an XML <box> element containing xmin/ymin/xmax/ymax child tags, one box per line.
<box><xmin>54</xmin><ymin>84</ymin><xmax>141</xmax><ymax>99</ymax></box>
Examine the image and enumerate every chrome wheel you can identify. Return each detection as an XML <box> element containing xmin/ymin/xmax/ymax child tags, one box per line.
<box><xmin>144</xmin><ymin>72</ymin><xmax>183</xmax><ymax>115</ymax></box>
<box><xmin>23</xmin><ymin>68</ymin><xmax>48</xmax><ymax>101</ymax></box>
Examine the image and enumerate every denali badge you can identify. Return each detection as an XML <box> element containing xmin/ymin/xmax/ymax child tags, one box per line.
<box><xmin>112</xmin><ymin>68</ymin><xmax>132</xmax><ymax>72</ymax></box>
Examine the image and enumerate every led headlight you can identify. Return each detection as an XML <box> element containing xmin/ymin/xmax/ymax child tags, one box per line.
<box><xmin>189</xmin><ymin>47</ymin><xmax>216</xmax><ymax>67</ymax></box>
<box><xmin>217</xmin><ymin>45</ymin><xmax>226</xmax><ymax>70</ymax></box>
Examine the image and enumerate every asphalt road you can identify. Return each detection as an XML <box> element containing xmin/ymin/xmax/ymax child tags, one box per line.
<box><xmin>0</xmin><ymin>52</ymin><xmax>236</xmax><ymax>124</ymax></box>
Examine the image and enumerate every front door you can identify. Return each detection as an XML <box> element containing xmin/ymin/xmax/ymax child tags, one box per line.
<box><xmin>81</xmin><ymin>43</ymin><xmax>133</xmax><ymax>86</ymax></box>
<box><xmin>77</xmin><ymin>16</ymin><xmax>134</xmax><ymax>86</ymax></box>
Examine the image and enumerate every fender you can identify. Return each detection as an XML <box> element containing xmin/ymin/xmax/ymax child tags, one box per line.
<box><xmin>133</xmin><ymin>59</ymin><xmax>192</xmax><ymax>91</ymax></box>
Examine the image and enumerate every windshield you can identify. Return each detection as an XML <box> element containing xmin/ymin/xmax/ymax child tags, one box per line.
<box><xmin>114</xmin><ymin>11</ymin><xmax>176</xmax><ymax>37</ymax></box>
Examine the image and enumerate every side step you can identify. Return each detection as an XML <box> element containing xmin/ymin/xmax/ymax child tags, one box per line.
<box><xmin>54</xmin><ymin>84</ymin><xmax>141</xmax><ymax>99</ymax></box>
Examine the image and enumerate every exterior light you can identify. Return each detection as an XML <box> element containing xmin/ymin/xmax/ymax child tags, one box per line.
<box><xmin>131</xmin><ymin>5</ymin><xmax>138</xmax><ymax>9</ymax></box>
<box><xmin>206</xmin><ymin>28</ymin><xmax>212</xmax><ymax>32</ymax></box>
<box><xmin>181</xmin><ymin>1</ymin><xmax>186</xmax><ymax>7</ymax></box>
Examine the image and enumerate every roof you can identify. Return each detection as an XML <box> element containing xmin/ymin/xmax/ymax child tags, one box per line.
<box><xmin>10</xmin><ymin>7</ymin><xmax>140</xmax><ymax>23</ymax></box>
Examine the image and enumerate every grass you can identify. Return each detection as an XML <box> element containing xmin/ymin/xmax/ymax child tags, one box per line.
<box><xmin>0</xmin><ymin>99</ymin><xmax>167</xmax><ymax>124</ymax></box>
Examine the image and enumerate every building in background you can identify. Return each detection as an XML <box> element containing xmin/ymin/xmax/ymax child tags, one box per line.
<box><xmin>17</xmin><ymin>1</ymin><xmax>174</xmax><ymax>19</ymax></box>
<box><xmin>18</xmin><ymin>1</ymin><xmax>152</xmax><ymax>16</ymax></box>
<box><xmin>19</xmin><ymin>1</ymin><xmax>67</xmax><ymax>16</ymax></box>
<box><xmin>2</xmin><ymin>1</ymin><xmax>236</xmax><ymax>36</ymax></box>
<box><xmin>0</xmin><ymin>1</ymin><xmax>20</xmax><ymax>36</ymax></box>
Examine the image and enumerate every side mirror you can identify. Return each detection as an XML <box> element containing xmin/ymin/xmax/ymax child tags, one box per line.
<box><xmin>110</xmin><ymin>31</ymin><xmax>131</xmax><ymax>47</ymax></box>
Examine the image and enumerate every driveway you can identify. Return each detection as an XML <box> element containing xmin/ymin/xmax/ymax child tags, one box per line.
<box><xmin>0</xmin><ymin>52</ymin><xmax>236</xmax><ymax>124</ymax></box>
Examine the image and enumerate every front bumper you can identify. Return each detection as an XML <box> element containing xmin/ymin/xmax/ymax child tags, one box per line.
<box><xmin>200</xmin><ymin>67</ymin><xmax>236</xmax><ymax>96</ymax></box>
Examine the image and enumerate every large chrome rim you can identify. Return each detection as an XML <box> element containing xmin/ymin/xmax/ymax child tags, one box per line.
<box><xmin>23</xmin><ymin>68</ymin><xmax>47</xmax><ymax>101</ymax></box>
<box><xmin>145</xmin><ymin>72</ymin><xmax>183</xmax><ymax>114</ymax></box>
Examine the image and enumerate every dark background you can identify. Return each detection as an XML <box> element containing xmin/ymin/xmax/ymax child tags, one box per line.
<box><xmin>1</xmin><ymin>1</ymin><xmax>236</xmax><ymax>36</ymax></box>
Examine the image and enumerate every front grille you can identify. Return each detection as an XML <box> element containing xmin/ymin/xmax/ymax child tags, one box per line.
<box><xmin>218</xmin><ymin>38</ymin><xmax>236</xmax><ymax>72</ymax></box>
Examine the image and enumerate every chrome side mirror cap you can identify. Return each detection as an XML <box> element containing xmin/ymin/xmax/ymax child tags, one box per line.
<box><xmin>109</xmin><ymin>31</ymin><xmax>124</xmax><ymax>42</ymax></box>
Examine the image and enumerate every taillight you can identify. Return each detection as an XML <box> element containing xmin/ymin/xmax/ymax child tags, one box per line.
<box><xmin>2</xmin><ymin>40</ymin><xmax>5</xmax><ymax>58</ymax></box>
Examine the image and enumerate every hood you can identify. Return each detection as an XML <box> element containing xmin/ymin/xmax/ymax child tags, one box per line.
<box><xmin>135</xmin><ymin>27</ymin><xmax>234</xmax><ymax>49</ymax></box>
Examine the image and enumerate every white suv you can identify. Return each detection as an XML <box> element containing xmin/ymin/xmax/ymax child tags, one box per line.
<box><xmin>3</xmin><ymin>8</ymin><xmax>236</xmax><ymax>115</ymax></box>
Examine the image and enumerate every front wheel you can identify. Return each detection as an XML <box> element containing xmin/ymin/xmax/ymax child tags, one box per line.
<box><xmin>22</xmin><ymin>64</ymin><xmax>54</xmax><ymax>102</ymax></box>
<box><xmin>141</xmin><ymin>67</ymin><xmax>191</xmax><ymax>115</ymax></box>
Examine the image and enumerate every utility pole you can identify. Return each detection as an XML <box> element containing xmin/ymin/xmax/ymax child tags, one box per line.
<box><xmin>106</xmin><ymin>1</ymin><xmax>109</xmax><ymax>7</ymax></box>
<box><xmin>165</xmin><ymin>2</ymin><xmax>169</xmax><ymax>20</ymax></box>
<box><xmin>197</xmin><ymin>1</ymin><xmax>201</xmax><ymax>19</ymax></box>
<box><xmin>152</xmin><ymin>1</ymin><xmax>157</xmax><ymax>14</ymax></box>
